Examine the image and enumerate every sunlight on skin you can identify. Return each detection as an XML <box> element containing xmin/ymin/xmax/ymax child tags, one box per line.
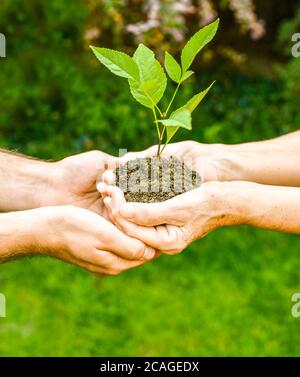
<box><xmin>0</xmin><ymin>149</ymin><xmax>157</xmax><ymax>275</ymax></box>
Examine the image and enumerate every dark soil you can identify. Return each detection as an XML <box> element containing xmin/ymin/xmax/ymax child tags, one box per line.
<box><xmin>115</xmin><ymin>157</ymin><xmax>201</xmax><ymax>203</ymax></box>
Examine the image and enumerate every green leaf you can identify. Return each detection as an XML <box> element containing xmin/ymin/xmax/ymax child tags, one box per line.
<box><xmin>139</xmin><ymin>79</ymin><xmax>159</xmax><ymax>92</ymax></box>
<box><xmin>184</xmin><ymin>81</ymin><xmax>215</xmax><ymax>112</ymax></box>
<box><xmin>163</xmin><ymin>82</ymin><xmax>214</xmax><ymax>142</ymax></box>
<box><xmin>90</xmin><ymin>46</ymin><xmax>139</xmax><ymax>80</ymax></box>
<box><xmin>158</xmin><ymin>108</ymin><xmax>192</xmax><ymax>143</ymax></box>
<box><xmin>181</xmin><ymin>70</ymin><xmax>194</xmax><ymax>82</ymax></box>
<box><xmin>170</xmin><ymin>108</ymin><xmax>192</xmax><ymax>130</ymax></box>
<box><xmin>181</xmin><ymin>18</ymin><xmax>219</xmax><ymax>72</ymax></box>
<box><xmin>164</xmin><ymin>52</ymin><xmax>181</xmax><ymax>83</ymax></box>
<box><xmin>158</xmin><ymin>108</ymin><xmax>191</xmax><ymax>130</ymax></box>
<box><xmin>166</xmin><ymin>126</ymin><xmax>179</xmax><ymax>143</ymax></box>
<box><xmin>128</xmin><ymin>44</ymin><xmax>167</xmax><ymax>108</ymax></box>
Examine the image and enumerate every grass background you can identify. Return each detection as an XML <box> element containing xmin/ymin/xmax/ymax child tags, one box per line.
<box><xmin>1</xmin><ymin>228</ymin><xmax>300</xmax><ymax>356</ymax></box>
<box><xmin>0</xmin><ymin>0</ymin><xmax>300</xmax><ymax>356</ymax></box>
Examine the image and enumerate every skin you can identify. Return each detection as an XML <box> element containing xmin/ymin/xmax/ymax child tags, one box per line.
<box><xmin>99</xmin><ymin>131</ymin><xmax>300</xmax><ymax>254</ymax></box>
<box><xmin>2</xmin><ymin>130</ymin><xmax>300</xmax><ymax>271</ymax></box>
<box><xmin>99</xmin><ymin>181</ymin><xmax>300</xmax><ymax>255</ymax></box>
<box><xmin>0</xmin><ymin>150</ymin><xmax>156</xmax><ymax>275</ymax></box>
<box><xmin>120</xmin><ymin>130</ymin><xmax>300</xmax><ymax>186</ymax></box>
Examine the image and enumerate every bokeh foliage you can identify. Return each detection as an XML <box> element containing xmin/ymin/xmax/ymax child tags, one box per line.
<box><xmin>0</xmin><ymin>0</ymin><xmax>300</xmax><ymax>356</ymax></box>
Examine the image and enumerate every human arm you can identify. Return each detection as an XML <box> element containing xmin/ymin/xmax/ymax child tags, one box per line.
<box><xmin>0</xmin><ymin>149</ymin><xmax>117</xmax><ymax>213</ymax></box>
<box><xmin>121</xmin><ymin>131</ymin><xmax>300</xmax><ymax>186</ymax></box>
<box><xmin>0</xmin><ymin>205</ymin><xmax>157</xmax><ymax>275</ymax></box>
<box><xmin>98</xmin><ymin>181</ymin><xmax>300</xmax><ymax>254</ymax></box>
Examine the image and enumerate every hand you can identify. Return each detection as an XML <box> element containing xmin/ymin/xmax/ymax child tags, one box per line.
<box><xmin>49</xmin><ymin>150</ymin><xmax>119</xmax><ymax>216</ymax></box>
<box><xmin>98</xmin><ymin>182</ymin><xmax>240</xmax><ymax>255</ymax></box>
<box><xmin>120</xmin><ymin>141</ymin><xmax>228</xmax><ymax>182</ymax></box>
<box><xmin>1</xmin><ymin>205</ymin><xmax>157</xmax><ymax>276</ymax></box>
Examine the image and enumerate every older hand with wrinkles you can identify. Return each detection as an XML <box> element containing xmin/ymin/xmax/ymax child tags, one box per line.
<box><xmin>120</xmin><ymin>141</ymin><xmax>226</xmax><ymax>182</ymax></box>
<box><xmin>97</xmin><ymin>181</ymin><xmax>239</xmax><ymax>255</ymax></box>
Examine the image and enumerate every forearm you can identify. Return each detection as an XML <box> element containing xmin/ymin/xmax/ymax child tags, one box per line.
<box><xmin>0</xmin><ymin>150</ymin><xmax>58</xmax><ymax>211</ymax></box>
<box><xmin>206</xmin><ymin>131</ymin><xmax>300</xmax><ymax>186</ymax></box>
<box><xmin>218</xmin><ymin>181</ymin><xmax>300</xmax><ymax>234</ymax></box>
<box><xmin>0</xmin><ymin>210</ymin><xmax>41</xmax><ymax>262</ymax></box>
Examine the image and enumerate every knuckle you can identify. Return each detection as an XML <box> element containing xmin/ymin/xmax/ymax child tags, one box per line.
<box><xmin>131</xmin><ymin>243</ymin><xmax>145</xmax><ymax>260</ymax></box>
<box><xmin>163</xmin><ymin>248</ymin><xmax>182</xmax><ymax>256</ymax></box>
<box><xmin>101</xmin><ymin>253</ymin><xmax>115</xmax><ymax>267</ymax></box>
<box><xmin>170</xmin><ymin>247</ymin><xmax>183</xmax><ymax>255</ymax></box>
<box><xmin>159</xmin><ymin>231</ymin><xmax>176</xmax><ymax>250</ymax></box>
<box><xmin>106</xmin><ymin>268</ymin><xmax>122</xmax><ymax>276</ymax></box>
<box><xmin>159</xmin><ymin>233</ymin><xmax>172</xmax><ymax>250</ymax></box>
<box><xmin>159</xmin><ymin>230</ymin><xmax>186</xmax><ymax>254</ymax></box>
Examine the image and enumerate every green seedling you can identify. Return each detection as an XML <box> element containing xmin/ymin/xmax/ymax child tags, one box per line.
<box><xmin>90</xmin><ymin>19</ymin><xmax>219</xmax><ymax>157</ymax></box>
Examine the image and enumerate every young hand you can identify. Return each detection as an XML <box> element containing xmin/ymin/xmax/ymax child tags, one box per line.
<box><xmin>0</xmin><ymin>205</ymin><xmax>157</xmax><ymax>276</ymax></box>
<box><xmin>48</xmin><ymin>150</ymin><xmax>119</xmax><ymax>216</ymax></box>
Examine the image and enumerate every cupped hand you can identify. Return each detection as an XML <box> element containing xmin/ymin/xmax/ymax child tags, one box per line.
<box><xmin>35</xmin><ymin>205</ymin><xmax>157</xmax><ymax>276</ymax></box>
<box><xmin>120</xmin><ymin>141</ymin><xmax>225</xmax><ymax>182</ymax></box>
<box><xmin>98</xmin><ymin>182</ymin><xmax>235</xmax><ymax>255</ymax></box>
<box><xmin>49</xmin><ymin>150</ymin><xmax>119</xmax><ymax>217</ymax></box>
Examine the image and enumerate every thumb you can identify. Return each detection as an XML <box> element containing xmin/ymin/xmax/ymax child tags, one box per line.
<box><xmin>119</xmin><ymin>201</ymin><xmax>173</xmax><ymax>226</ymax></box>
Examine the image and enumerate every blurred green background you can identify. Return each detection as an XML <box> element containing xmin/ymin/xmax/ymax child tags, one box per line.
<box><xmin>1</xmin><ymin>0</ymin><xmax>300</xmax><ymax>356</ymax></box>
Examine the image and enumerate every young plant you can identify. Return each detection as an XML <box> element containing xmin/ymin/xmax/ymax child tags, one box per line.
<box><xmin>90</xmin><ymin>19</ymin><xmax>219</xmax><ymax>157</ymax></box>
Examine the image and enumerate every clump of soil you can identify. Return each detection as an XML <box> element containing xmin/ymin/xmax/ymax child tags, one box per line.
<box><xmin>115</xmin><ymin>157</ymin><xmax>201</xmax><ymax>203</ymax></box>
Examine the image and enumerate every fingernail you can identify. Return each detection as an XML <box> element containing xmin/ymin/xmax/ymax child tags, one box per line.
<box><xmin>97</xmin><ymin>182</ymin><xmax>106</xmax><ymax>192</ymax></box>
<box><xmin>105</xmin><ymin>170</ymin><xmax>116</xmax><ymax>185</ymax></box>
<box><xmin>120</xmin><ymin>203</ymin><xmax>135</xmax><ymax>218</ymax></box>
<box><xmin>144</xmin><ymin>247</ymin><xmax>156</xmax><ymax>260</ymax></box>
<box><xmin>103</xmin><ymin>197</ymin><xmax>112</xmax><ymax>207</ymax></box>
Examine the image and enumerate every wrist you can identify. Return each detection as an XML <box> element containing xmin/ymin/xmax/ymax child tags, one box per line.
<box><xmin>0</xmin><ymin>210</ymin><xmax>43</xmax><ymax>260</ymax></box>
<box><xmin>23</xmin><ymin>160</ymin><xmax>59</xmax><ymax>207</ymax></box>
<box><xmin>202</xmin><ymin>181</ymin><xmax>254</xmax><ymax>227</ymax></box>
<box><xmin>0</xmin><ymin>156</ymin><xmax>60</xmax><ymax>211</ymax></box>
<box><xmin>34</xmin><ymin>161</ymin><xmax>72</xmax><ymax>208</ymax></box>
<box><xmin>194</xmin><ymin>142</ymin><xmax>247</xmax><ymax>182</ymax></box>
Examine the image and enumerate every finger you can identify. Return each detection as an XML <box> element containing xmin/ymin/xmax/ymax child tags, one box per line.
<box><xmin>103</xmin><ymin>188</ymin><xmax>163</xmax><ymax>249</ymax></box>
<box><xmin>102</xmin><ymin>170</ymin><xmax>116</xmax><ymax>185</ymax></box>
<box><xmin>103</xmin><ymin>196</ymin><xmax>119</xmax><ymax>224</ymax></box>
<box><xmin>119</xmin><ymin>200</ymin><xmax>175</xmax><ymax>226</ymax></box>
<box><xmin>120</xmin><ymin>145</ymin><xmax>158</xmax><ymax>163</ymax></box>
<box><xmin>102</xmin><ymin>219</ymin><xmax>157</xmax><ymax>261</ymax></box>
<box><xmin>105</xmin><ymin>188</ymin><xmax>185</xmax><ymax>253</ymax></box>
<box><xmin>101</xmin><ymin>185</ymin><xmax>127</xmax><ymax>221</ymax></box>
<box><xmin>97</xmin><ymin>181</ymin><xmax>108</xmax><ymax>194</ymax></box>
<box><xmin>103</xmin><ymin>196</ymin><xmax>112</xmax><ymax>208</ymax></box>
<box><xmin>110</xmin><ymin>216</ymin><xmax>183</xmax><ymax>254</ymax></box>
<box><xmin>95</xmin><ymin>153</ymin><xmax>119</xmax><ymax>180</ymax></box>
<box><xmin>104</xmin><ymin>185</ymin><xmax>175</xmax><ymax>227</ymax></box>
<box><xmin>89</xmin><ymin>249</ymin><xmax>158</xmax><ymax>275</ymax></box>
<box><xmin>119</xmin><ymin>188</ymin><xmax>201</xmax><ymax>226</ymax></box>
<box><xmin>72</xmin><ymin>252</ymin><xmax>151</xmax><ymax>277</ymax></box>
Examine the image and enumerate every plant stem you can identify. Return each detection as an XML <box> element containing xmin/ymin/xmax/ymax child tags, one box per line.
<box><xmin>165</xmin><ymin>81</ymin><xmax>181</xmax><ymax>117</ymax></box>
<box><xmin>160</xmin><ymin>140</ymin><xmax>168</xmax><ymax>155</ymax></box>
<box><xmin>152</xmin><ymin>107</ymin><xmax>162</xmax><ymax>157</ymax></box>
<box><xmin>161</xmin><ymin>125</ymin><xmax>166</xmax><ymax>139</ymax></box>
<box><xmin>154</xmin><ymin>103</ymin><xmax>163</xmax><ymax>118</ymax></box>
